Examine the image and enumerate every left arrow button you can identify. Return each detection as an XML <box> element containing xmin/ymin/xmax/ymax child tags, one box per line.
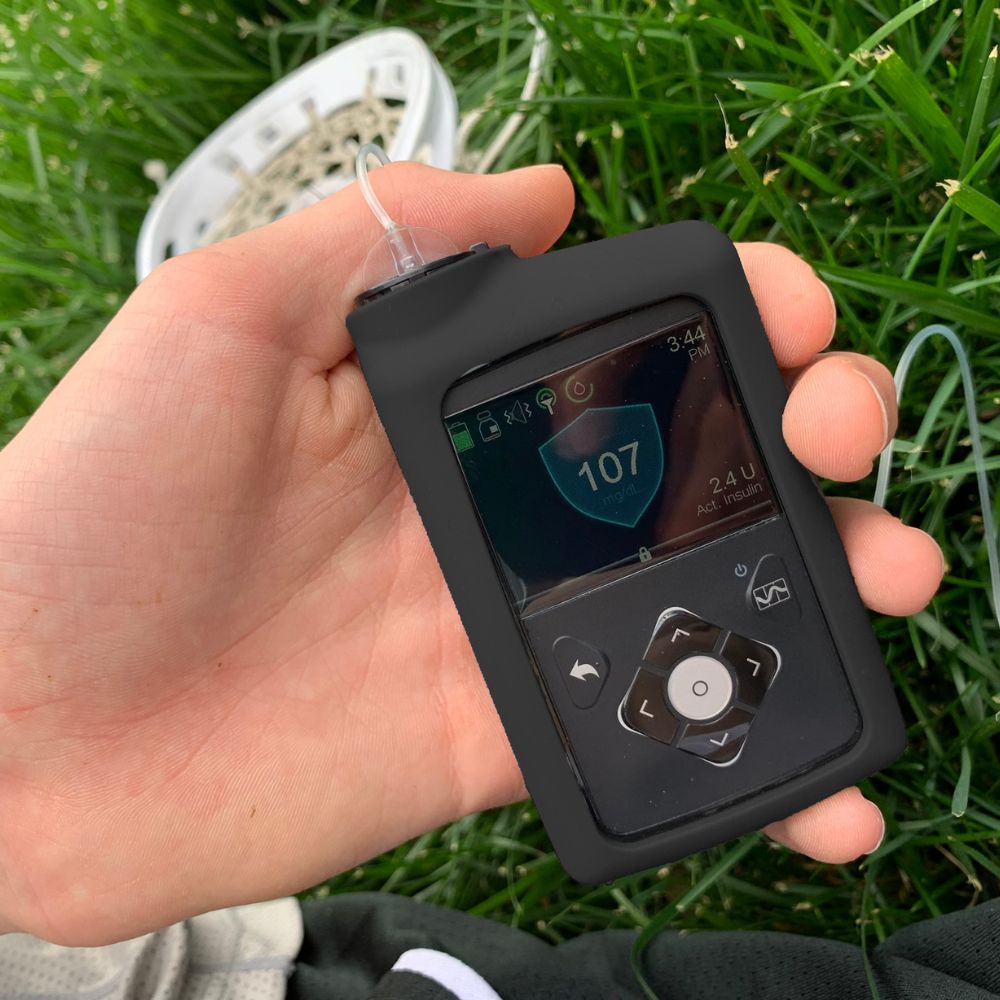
<box><xmin>552</xmin><ymin>636</ymin><xmax>609</xmax><ymax>709</ymax></box>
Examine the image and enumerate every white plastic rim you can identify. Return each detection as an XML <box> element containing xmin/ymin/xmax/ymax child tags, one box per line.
<box><xmin>135</xmin><ymin>28</ymin><xmax>457</xmax><ymax>280</ymax></box>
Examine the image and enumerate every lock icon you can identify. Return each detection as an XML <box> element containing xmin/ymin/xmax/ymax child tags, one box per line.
<box><xmin>477</xmin><ymin>410</ymin><xmax>501</xmax><ymax>442</ymax></box>
<box><xmin>638</xmin><ymin>546</ymin><xmax>652</xmax><ymax>563</ymax></box>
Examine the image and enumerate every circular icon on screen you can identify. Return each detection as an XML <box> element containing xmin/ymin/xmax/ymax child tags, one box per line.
<box><xmin>563</xmin><ymin>376</ymin><xmax>594</xmax><ymax>404</ymax></box>
<box><xmin>536</xmin><ymin>387</ymin><xmax>557</xmax><ymax>416</ymax></box>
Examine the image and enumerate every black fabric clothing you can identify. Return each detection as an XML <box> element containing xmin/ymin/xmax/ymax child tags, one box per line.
<box><xmin>288</xmin><ymin>892</ymin><xmax>1000</xmax><ymax>1000</ymax></box>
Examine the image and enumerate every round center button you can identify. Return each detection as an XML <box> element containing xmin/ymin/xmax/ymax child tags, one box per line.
<box><xmin>665</xmin><ymin>655</ymin><xmax>734</xmax><ymax>721</ymax></box>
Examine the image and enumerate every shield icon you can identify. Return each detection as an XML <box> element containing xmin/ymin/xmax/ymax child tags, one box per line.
<box><xmin>539</xmin><ymin>404</ymin><xmax>664</xmax><ymax>528</ymax></box>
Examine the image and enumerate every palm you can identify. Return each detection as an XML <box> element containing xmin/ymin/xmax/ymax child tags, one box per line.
<box><xmin>0</xmin><ymin>313</ymin><xmax>510</xmax><ymax>920</ymax></box>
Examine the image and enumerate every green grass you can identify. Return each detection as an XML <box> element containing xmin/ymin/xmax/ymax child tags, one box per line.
<box><xmin>3</xmin><ymin>0</ymin><xmax>999</xmax><ymax>968</ymax></box>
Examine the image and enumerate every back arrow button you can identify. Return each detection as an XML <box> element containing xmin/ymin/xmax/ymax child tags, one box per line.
<box><xmin>552</xmin><ymin>635</ymin><xmax>609</xmax><ymax>709</ymax></box>
<box><xmin>569</xmin><ymin>659</ymin><xmax>600</xmax><ymax>682</ymax></box>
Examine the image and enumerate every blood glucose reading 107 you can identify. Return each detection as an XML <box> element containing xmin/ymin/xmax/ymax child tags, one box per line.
<box><xmin>446</xmin><ymin>313</ymin><xmax>779</xmax><ymax>616</ymax></box>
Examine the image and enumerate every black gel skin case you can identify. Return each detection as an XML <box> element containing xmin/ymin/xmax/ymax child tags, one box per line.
<box><xmin>348</xmin><ymin>222</ymin><xmax>905</xmax><ymax>883</ymax></box>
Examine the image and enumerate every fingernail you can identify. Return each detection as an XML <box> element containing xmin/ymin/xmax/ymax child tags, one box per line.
<box><xmin>513</xmin><ymin>163</ymin><xmax>567</xmax><ymax>174</ymax></box>
<box><xmin>933</xmin><ymin>536</ymin><xmax>948</xmax><ymax>576</ymax></box>
<box><xmin>854</xmin><ymin>368</ymin><xmax>890</xmax><ymax>451</ymax></box>
<box><xmin>820</xmin><ymin>281</ymin><xmax>837</xmax><ymax>349</ymax></box>
<box><xmin>866</xmin><ymin>808</ymin><xmax>887</xmax><ymax>855</ymax></box>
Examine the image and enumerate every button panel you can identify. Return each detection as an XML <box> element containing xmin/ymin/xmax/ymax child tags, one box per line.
<box><xmin>618</xmin><ymin>607</ymin><xmax>781</xmax><ymax>766</ymax></box>
<box><xmin>520</xmin><ymin>510</ymin><xmax>864</xmax><ymax>840</ymax></box>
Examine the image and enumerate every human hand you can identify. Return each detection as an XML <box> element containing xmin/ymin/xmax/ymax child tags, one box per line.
<box><xmin>0</xmin><ymin>163</ymin><xmax>942</xmax><ymax>945</ymax></box>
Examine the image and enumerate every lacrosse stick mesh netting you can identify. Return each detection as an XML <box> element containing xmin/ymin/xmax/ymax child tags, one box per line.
<box><xmin>203</xmin><ymin>86</ymin><xmax>408</xmax><ymax>245</ymax></box>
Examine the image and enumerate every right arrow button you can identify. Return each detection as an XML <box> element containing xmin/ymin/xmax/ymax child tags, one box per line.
<box><xmin>720</xmin><ymin>632</ymin><xmax>780</xmax><ymax>708</ymax></box>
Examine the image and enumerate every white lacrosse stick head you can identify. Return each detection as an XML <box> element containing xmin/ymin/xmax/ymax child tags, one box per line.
<box><xmin>135</xmin><ymin>28</ymin><xmax>456</xmax><ymax>280</ymax></box>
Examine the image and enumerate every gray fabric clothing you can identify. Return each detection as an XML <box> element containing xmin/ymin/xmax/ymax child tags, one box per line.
<box><xmin>0</xmin><ymin>897</ymin><xmax>302</xmax><ymax>1000</ymax></box>
<box><xmin>289</xmin><ymin>892</ymin><xmax>1000</xmax><ymax>1000</ymax></box>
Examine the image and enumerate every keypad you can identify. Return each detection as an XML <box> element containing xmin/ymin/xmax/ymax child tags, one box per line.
<box><xmin>619</xmin><ymin>607</ymin><xmax>781</xmax><ymax>766</ymax></box>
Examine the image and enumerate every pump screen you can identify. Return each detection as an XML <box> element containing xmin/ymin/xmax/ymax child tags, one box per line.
<box><xmin>446</xmin><ymin>313</ymin><xmax>779</xmax><ymax>615</ymax></box>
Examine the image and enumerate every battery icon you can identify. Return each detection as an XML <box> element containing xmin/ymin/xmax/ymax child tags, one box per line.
<box><xmin>449</xmin><ymin>421</ymin><xmax>475</xmax><ymax>453</ymax></box>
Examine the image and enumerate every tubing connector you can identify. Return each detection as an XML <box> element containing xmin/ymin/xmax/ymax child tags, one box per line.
<box><xmin>356</xmin><ymin>143</ymin><xmax>461</xmax><ymax>293</ymax></box>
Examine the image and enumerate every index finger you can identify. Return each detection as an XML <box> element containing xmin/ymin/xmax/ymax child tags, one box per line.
<box><xmin>737</xmin><ymin>242</ymin><xmax>837</xmax><ymax>369</ymax></box>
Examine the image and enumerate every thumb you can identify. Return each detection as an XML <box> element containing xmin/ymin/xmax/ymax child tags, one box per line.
<box><xmin>139</xmin><ymin>162</ymin><xmax>576</xmax><ymax>368</ymax></box>
<box><xmin>764</xmin><ymin>786</ymin><xmax>886</xmax><ymax>863</ymax></box>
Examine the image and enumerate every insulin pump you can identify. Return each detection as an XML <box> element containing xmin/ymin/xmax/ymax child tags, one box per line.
<box><xmin>347</xmin><ymin>148</ymin><xmax>906</xmax><ymax>883</ymax></box>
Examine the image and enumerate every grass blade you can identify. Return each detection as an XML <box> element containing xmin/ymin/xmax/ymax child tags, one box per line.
<box><xmin>771</xmin><ymin>0</ymin><xmax>834</xmax><ymax>78</ymax></box>
<box><xmin>846</xmin><ymin>0</ymin><xmax>942</xmax><ymax>66</ymax></box>
<box><xmin>819</xmin><ymin>262</ymin><xmax>1000</xmax><ymax>333</ymax></box>
<box><xmin>721</xmin><ymin>103</ymin><xmax>806</xmax><ymax>252</ymax></box>
<box><xmin>955</xmin><ymin>2</ymin><xmax>997</xmax><ymax>129</ymax></box>
<box><xmin>939</xmin><ymin>180</ymin><xmax>1000</xmax><ymax>238</ymax></box>
<box><xmin>952</xmin><ymin>746</ymin><xmax>973</xmax><ymax>819</ymax></box>
<box><xmin>960</xmin><ymin>45</ymin><xmax>998</xmax><ymax>178</ymax></box>
<box><xmin>870</xmin><ymin>49</ymin><xmax>963</xmax><ymax>166</ymax></box>
<box><xmin>630</xmin><ymin>836</ymin><xmax>760</xmax><ymax>998</ymax></box>
<box><xmin>936</xmin><ymin>44</ymin><xmax>998</xmax><ymax>282</ymax></box>
<box><xmin>780</xmin><ymin>151</ymin><xmax>845</xmax><ymax>196</ymax></box>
